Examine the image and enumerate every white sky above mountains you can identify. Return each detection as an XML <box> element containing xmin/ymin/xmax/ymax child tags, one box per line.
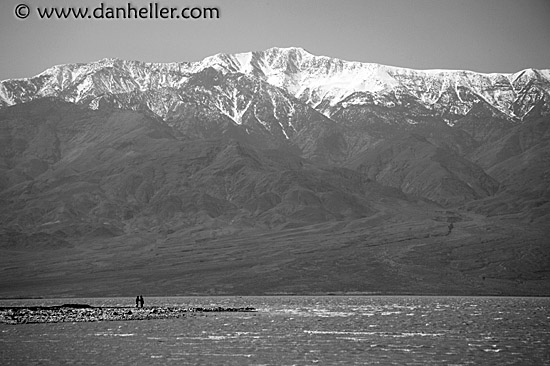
<box><xmin>1</xmin><ymin>0</ymin><xmax>549</xmax><ymax>80</ymax></box>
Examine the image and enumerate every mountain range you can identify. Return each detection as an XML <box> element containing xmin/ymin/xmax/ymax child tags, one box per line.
<box><xmin>0</xmin><ymin>47</ymin><xmax>549</xmax><ymax>297</ymax></box>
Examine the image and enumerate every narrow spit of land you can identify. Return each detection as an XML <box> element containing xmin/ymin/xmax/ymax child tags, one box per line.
<box><xmin>0</xmin><ymin>304</ymin><xmax>256</xmax><ymax>325</ymax></box>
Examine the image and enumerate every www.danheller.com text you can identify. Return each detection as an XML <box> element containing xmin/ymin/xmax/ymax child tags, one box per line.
<box><xmin>18</xmin><ymin>2</ymin><xmax>220</xmax><ymax>20</ymax></box>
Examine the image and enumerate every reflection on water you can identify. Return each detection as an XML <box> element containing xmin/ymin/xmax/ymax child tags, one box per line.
<box><xmin>1</xmin><ymin>296</ymin><xmax>549</xmax><ymax>365</ymax></box>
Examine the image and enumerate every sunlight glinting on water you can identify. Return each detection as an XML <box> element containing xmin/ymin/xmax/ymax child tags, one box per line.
<box><xmin>1</xmin><ymin>296</ymin><xmax>549</xmax><ymax>365</ymax></box>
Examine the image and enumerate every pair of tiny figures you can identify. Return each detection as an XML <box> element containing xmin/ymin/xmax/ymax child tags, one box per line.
<box><xmin>135</xmin><ymin>295</ymin><xmax>144</xmax><ymax>308</ymax></box>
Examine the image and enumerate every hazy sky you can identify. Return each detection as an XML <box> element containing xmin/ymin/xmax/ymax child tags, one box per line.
<box><xmin>1</xmin><ymin>0</ymin><xmax>549</xmax><ymax>79</ymax></box>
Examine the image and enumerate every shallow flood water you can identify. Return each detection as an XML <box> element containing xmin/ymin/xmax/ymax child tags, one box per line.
<box><xmin>1</xmin><ymin>296</ymin><xmax>549</xmax><ymax>365</ymax></box>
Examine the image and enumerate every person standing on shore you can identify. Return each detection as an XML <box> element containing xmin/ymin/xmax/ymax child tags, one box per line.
<box><xmin>135</xmin><ymin>296</ymin><xmax>140</xmax><ymax>308</ymax></box>
<box><xmin>139</xmin><ymin>295</ymin><xmax>144</xmax><ymax>308</ymax></box>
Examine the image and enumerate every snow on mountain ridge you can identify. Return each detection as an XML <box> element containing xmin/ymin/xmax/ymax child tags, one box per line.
<box><xmin>190</xmin><ymin>47</ymin><xmax>550</xmax><ymax>120</ymax></box>
<box><xmin>0</xmin><ymin>47</ymin><xmax>548</xmax><ymax>123</ymax></box>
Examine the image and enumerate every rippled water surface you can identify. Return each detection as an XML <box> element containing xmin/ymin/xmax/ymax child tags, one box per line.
<box><xmin>1</xmin><ymin>296</ymin><xmax>549</xmax><ymax>365</ymax></box>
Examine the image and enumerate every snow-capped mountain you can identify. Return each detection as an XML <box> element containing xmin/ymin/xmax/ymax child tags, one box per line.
<box><xmin>2</xmin><ymin>48</ymin><xmax>550</xmax><ymax>297</ymax></box>
<box><xmin>1</xmin><ymin>47</ymin><xmax>549</xmax><ymax>126</ymax></box>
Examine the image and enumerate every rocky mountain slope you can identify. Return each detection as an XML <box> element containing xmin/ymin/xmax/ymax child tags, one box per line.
<box><xmin>0</xmin><ymin>48</ymin><xmax>549</xmax><ymax>297</ymax></box>
<box><xmin>2</xmin><ymin>47</ymin><xmax>549</xmax><ymax>123</ymax></box>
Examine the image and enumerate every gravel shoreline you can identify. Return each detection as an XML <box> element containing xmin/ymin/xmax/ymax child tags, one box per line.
<box><xmin>0</xmin><ymin>304</ymin><xmax>256</xmax><ymax>325</ymax></box>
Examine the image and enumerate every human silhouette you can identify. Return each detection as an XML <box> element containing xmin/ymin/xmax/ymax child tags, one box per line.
<box><xmin>139</xmin><ymin>295</ymin><xmax>144</xmax><ymax>308</ymax></box>
<box><xmin>135</xmin><ymin>296</ymin><xmax>140</xmax><ymax>308</ymax></box>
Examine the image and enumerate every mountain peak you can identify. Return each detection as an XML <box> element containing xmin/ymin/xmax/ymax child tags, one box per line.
<box><xmin>264</xmin><ymin>46</ymin><xmax>313</xmax><ymax>56</ymax></box>
<box><xmin>0</xmin><ymin>47</ymin><xmax>549</xmax><ymax>121</ymax></box>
